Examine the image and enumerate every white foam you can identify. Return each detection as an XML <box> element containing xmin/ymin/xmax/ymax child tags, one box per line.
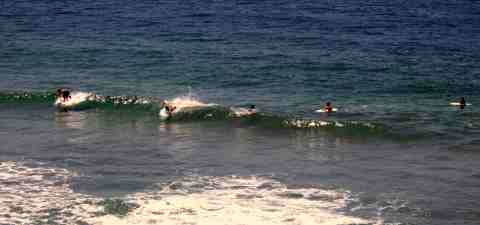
<box><xmin>449</xmin><ymin>102</ymin><xmax>472</xmax><ymax>106</ymax></box>
<box><xmin>0</xmin><ymin>161</ymin><xmax>383</xmax><ymax>225</ymax></box>
<box><xmin>159</xmin><ymin>107</ymin><xmax>170</xmax><ymax>119</ymax></box>
<box><xmin>167</xmin><ymin>95</ymin><xmax>215</xmax><ymax>110</ymax></box>
<box><xmin>89</xmin><ymin>176</ymin><xmax>380</xmax><ymax>225</ymax></box>
<box><xmin>0</xmin><ymin>161</ymin><xmax>101</xmax><ymax>225</ymax></box>
<box><xmin>286</xmin><ymin>119</ymin><xmax>333</xmax><ymax>128</ymax></box>
<box><xmin>230</xmin><ymin>107</ymin><xmax>257</xmax><ymax>117</ymax></box>
<box><xmin>315</xmin><ymin>108</ymin><xmax>338</xmax><ymax>113</ymax></box>
<box><xmin>160</xmin><ymin>94</ymin><xmax>216</xmax><ymax>118</ymax></box>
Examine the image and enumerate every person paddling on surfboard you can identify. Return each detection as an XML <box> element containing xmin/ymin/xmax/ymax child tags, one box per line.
<box><xmin>324</xmin><ymin>102</ymin><xmax>333</xmax><ymax>113</ymax></box>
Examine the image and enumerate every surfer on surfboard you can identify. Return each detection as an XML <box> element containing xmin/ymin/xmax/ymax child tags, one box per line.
<box><xmin>314</xmin><ymin>102</ymin><xmax>337</xmax><ymax>113</ymax></box>
<box><xmin>324</xmin><ymin>102</ymin><xmax>333</xmax><ymax>113</ymax></box>
<box><xmin>56</xmin><ymin>89</ymin><xmax>71</xmax><ymax>102</ymax></box>
<box><xmin>162</xmin><ymin>101</ymin><xmax>177</xmax><ymax>117</ymax></box>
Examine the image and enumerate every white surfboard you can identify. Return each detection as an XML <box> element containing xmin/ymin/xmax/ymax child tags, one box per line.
<box><xmin>315</xmin><ymin>108</ymin><xmax>338</xmax><ymax>113</ymax></box>
<box><xmin>450</xmin><ymin>102</ymin><xmax>472</xmax><ymax>106</ymax></box>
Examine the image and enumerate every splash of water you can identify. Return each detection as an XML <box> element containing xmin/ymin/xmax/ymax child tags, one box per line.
<box><xmin>164</xmin><ymin>94</ymin><xmax>216</xmax><ymax>112</ymax></box>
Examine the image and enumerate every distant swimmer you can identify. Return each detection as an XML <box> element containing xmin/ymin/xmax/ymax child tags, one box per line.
<box><xmin>56</xmin><ymin>89</ymin><xmax>71</xmax><ymax>102</ymax></box>
<box><xmin>248</xmin><ymin>105</ymin><xmax>257</xmax><ymax>114</ymax></box>
<box><xmin>324</xmin><ymin>102</ymin><xmax>333</xmax><ymax>113</ymax></box>
<box><xmin>56</xmin><ymin>89</ymin><xmax>62</xmax><ymax>99</ymax></box>
<box><xmin>314</xmin><ymin>102</ymin><xmax>338</xmax><ymax>113</ymax></box>
<box><xmin>460</xmin><ymin>97</ymin><xmax>466</xmax><ymax>109</ymax></box>
<box><xmin>449</xmin><ymin>97</ymin><xmax>471</xmax><ymax>108</ymax></box>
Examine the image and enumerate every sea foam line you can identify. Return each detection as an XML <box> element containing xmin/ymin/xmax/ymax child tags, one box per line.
<box><xmin>89</xmin><ymin>176</ymin><xmax>380</xmax><ymax>225</ymax></box>
<box><xmin>0</xmin><ymin>161</ymin><xmax>383</xmax><ymax>225</ymax></box>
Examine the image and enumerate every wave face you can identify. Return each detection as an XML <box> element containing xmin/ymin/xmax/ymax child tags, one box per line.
<box><xmin>0</xmin><ymin>91</ymin><xmax>393</xmax><ymax>140</ymax></box>
<box><xmin>0</xmin><ymin>92</ymin><xmax>56</xmax><ymax>103</ymax></box>
<box><xmin>3</xmin><ymin>89</ymin><xmax>479</xmax><ymax>142</ymax></box>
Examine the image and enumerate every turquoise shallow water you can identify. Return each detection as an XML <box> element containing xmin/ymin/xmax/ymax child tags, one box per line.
<box><xmin>1</xmin><ymin>0</ymin><xmax>480</xmax><ymax>224</ymax></box>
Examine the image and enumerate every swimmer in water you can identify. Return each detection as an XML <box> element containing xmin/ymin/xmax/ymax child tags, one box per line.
<box><xmin>324</xmin><ymin>102</ymin><xmax>333</xmax><ymax>113</ymax></box>
<box><xmin>460</xmin><ymin>97</ymin><xmax>466</xmax><ymax>109</ymax></box>
<box><xmin>248</xmin><ymin>105</ymin><xmax>257</xmax><ymax>114</ymax></box>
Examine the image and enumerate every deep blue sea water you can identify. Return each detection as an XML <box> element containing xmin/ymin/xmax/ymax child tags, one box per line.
<box><xmin>1</xmin><ymin>0</ymin><xmax>480</xmax><ymax>224</ymax></box>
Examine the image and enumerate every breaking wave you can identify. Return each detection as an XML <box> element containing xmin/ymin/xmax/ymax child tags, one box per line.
<box><xmin>0</xmin><ymin>90</ymin><xmax>385</xmax><ymax>136</ymax></box>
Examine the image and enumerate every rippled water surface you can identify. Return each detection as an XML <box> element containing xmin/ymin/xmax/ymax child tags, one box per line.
<box><xmin>1</xmin><ymin>0</ymin><xmax>480</xmax><ymax>224</ymax></box>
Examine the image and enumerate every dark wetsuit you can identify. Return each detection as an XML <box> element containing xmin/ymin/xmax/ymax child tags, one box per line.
<box><xmin>460</xmin><ymin>98</ymin><xmax>466</xmax><ymax>109</ymax></box>
<box><xmin>62</xmin><ymin>90</ymin><xmax>71</xmax><ymax>101</ymax></box>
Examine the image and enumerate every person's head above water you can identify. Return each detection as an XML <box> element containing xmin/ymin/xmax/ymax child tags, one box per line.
<box><xmin>459</xmin><ymin>97</ymin><xmax>466</xmax><ymax>109</ymax></box>
<box><xmin>249</xmin><ymin>105</ymin><xmax>256</xmax><ymax>109</ymax></box>
<box><xmin>324</xmin><ymin>102</ymin><xmax>333</xmax><ymax>112</ymax></box>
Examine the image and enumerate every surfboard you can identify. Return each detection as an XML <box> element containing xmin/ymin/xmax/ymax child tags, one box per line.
<box><xmin>449</xmin><ymin>102</ymin><xmax>472</xmax><ymax>106</ymax></box>
<box><xmin>315</xmin><ymin>108</ymin><xmax>338</xmax><ymax>113</ymax></box>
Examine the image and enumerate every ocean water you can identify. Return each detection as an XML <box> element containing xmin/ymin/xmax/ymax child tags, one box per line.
<box><xmin>1</xmin><ymin>0</ymin><xmax>480</xmax><ymax>224</ymax></box>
